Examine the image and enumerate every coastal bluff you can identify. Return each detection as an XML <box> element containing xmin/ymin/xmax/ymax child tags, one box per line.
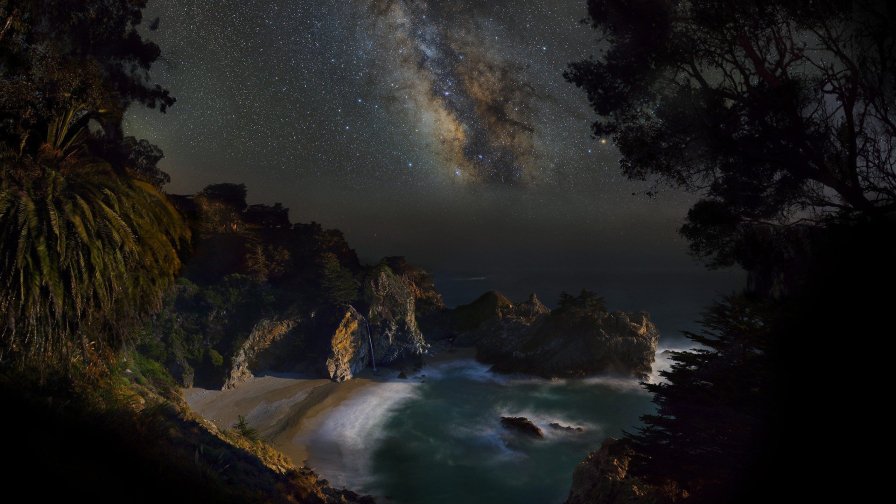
<box><xmin>145</xmin><ymin>184</ymin><xmax>658</xmax><ymax>388</ymax></box>
<box><xmin>451</xmin><ymin>290</ymin><xmax>659</xmax><ymax>379</ymax></box>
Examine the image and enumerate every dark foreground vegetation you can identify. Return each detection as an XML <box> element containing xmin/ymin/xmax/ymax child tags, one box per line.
<box><xmin>2</xmin><ymin>0</ymin><xmax>893</xmax><ymax>503</ymax></box>
<box><xmin>0</xmin><ymin>2</ymin><xmax>368</xmax><ymax>501</ymax></box>
<box><xmin>564</xmin><ymin>1</ymin><xmax>896</xmax><ymax>502</ymax></box>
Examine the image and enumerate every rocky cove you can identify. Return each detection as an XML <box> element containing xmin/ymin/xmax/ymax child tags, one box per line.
<box><xmin>148</xmin><ymin>185</ymin><xmax>667</xmax><ymax>503</ymax></box>
<box><xmin>218</xmin><ymin>283</ymin><xmax>660</xmax><ymax>388</ymax></box>
<box><xmin>179</xmin><ymin>265</ymin><xmax>664</xmax><ymax>503</ymax></box>
<box><xmin>186</xmin><ymin>351</ymin><xmax>664</xmax><ymax>504</ymax></box>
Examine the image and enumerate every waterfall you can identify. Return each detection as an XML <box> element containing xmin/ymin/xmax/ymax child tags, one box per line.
<box><xmin>365</xmin><ymin>318</ymin><xmax>377</xmax><ymax>371</ymax></box>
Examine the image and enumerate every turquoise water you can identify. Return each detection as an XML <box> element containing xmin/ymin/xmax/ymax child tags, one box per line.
<box><xmin>305</xmin><ymin>359</ymin><xmax>658</xmax><ymax>504</ymax></box>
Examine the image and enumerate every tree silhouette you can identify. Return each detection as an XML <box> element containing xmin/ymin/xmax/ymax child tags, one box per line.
<box><xmin>628</xmin><ymin>297</ymin><xmax>774</xmax><ymax>502</ymax></box>
<box><xmin>232</xmin><ymin>415</ymin><xmax>259</xmax><ymax>442</ymax></box>
<box><xmin>566</xmin><ymin>2</ymin><xmax>896</xmax><ymax>501</ymax></box>
<box><xmin>1</xmin><ymin>0</ymin><xmax>174</xmax><ymax>193</ymax></box>
<box><xmin>567</xmin><ymin>0</ymin><xmax>896</xmax><ymax>265</ymax></box>
<box><xmin>0</xmin><ymin>1</ymin><xmax>173</xmax><ymax>148</ymax></box>
<box><xmin>320</xmin><ymin>252</ymin><xmax>359</xmax><ymax>306</ymax></box>
<box><xmin>0</xmin><ymin>2</ymin><xmax>187</xmax><ymax>366</ymax></box>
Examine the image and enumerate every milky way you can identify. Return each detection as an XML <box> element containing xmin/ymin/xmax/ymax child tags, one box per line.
<box><xmin>125</xmin><ymin>0</ymin><xmax>705</xmax><ymax>281</ymax></box>
<box><xmin>366</xmin><ymin>0</ymin><xmax>536</xmax><ymax>185</ymax></box>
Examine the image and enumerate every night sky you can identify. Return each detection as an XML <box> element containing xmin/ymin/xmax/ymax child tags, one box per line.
<box><xmin>127</xmin><ymin>0</ymin><xmax>739</xmax><ymax>321</ymax></box>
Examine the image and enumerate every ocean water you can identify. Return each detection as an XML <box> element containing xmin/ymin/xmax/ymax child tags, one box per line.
<box><xmin>433</xmin><ymin>267</ymin><xmax>744</xmax><ymax>345</ymax></box>
<box><xmin>305</xmin><ymin>358</ymin><xmax>666</xmax><ymax>504</ymax></box>
<box><xmin>300</xmin><ymin>265</ymin><xmax>733</xmax><ymax>503</ymax></box>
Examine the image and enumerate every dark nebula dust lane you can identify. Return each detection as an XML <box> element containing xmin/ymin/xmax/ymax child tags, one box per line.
<box><xmin>125</xmin><ymin>0</ymin><xmax>728</xmax><ymax>290</ymax></box>
<box><xmin>366</xmin><ymin>0</ymin><xmax>537</xmax><ymax>185</ymax></box>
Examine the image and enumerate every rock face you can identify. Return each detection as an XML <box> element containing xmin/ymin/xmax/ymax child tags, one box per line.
<box><xmin>224</xmin><ymin>318</ymin><xmax>300</xmax><ymax>390</ymax></box>
<box><xmin>455</xmin><ymin>290</ymin><xmax>659</xmax><ymax>379</ymax></box>
<box><xmin>214</xmin><ymin>260</ymin><xmax>436</xmax><ymax>387</ymax></box>
<box><xmin>516</xmin><ymin>293</ymin><xmax>551</xmax><ymax>322</ymax></box>
<box><xmin>363</xmin><ymin>264</ymin><xmax>428</xmax><ymax>364</ymax></box>
<box><xmin>325</xmin><ymin>307</ymin><xmax>370</xmax><ymax>382</ymax></box>
<box><xmin>501</xmin><ymin>417</ymin><xmax>544</xmax><ymax>438</ymax></box>
<box><xmin>324</xmin><ymin>264</ymin><xmax>430</xmax><ymax>382</ymax></box>
<box><xmin>565</xmin><ymin>438</ymin><xmax>658</xmax><ymax>504</ymax></box>
<box><xmin>381</xmin><ymin>256</ymin><xmax>445</xmax><ymax>316</ymax></box>
<box><xmin>550</xmin><ymin>422</ymin><xmax>585</xmax><ymax>433</ymax></box>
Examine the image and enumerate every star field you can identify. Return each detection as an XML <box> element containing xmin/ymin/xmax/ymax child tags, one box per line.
<box><xmin>127</xmin><ymin>0</ymin><xmax>699</xmax><ymax>275</ymax></box>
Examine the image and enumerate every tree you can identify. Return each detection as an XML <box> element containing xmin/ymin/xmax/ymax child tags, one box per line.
<box><xmin>246</xmin><ymin>243</ymin><xmax>290</xmax><ymax>282</ymax></box>
<box><xmin>627</xmin><ymin>297</ymin><xmax>774</xmax><ymax>502</ymax></box>
<box><xmin>566</xmin><ymin>0</ymin><xmax>896</xmax><ymax>265</ymax></box>
<box><xmin>0</xmin><ymin>1</ymin><xmax>186</xmax><ymax>366</ymax></box>
<box><xmin>0</xmin><ymin>109</ymin><xmax>189</xmax><ymax>365</ymax></box>
<box><xmin>122</xmin><ymin>136</ymin><xmax>171</xmax><ymax>188</ymax></box>
<box><xmin>320</xmin><ymin>252</ymin><xmax>359</xmax><ymax>306</ymax></box>
<box><xmin>232</xmin><ymin>415</ymin><xmax>259</xmax><ymax>442</ymax></box>
<box><xmin>1</xmin><ymin>1</ymin><xmax>173</xmax><ymax>196</ymax></box>
<box><xmin>0</xmin><ymin>0</ymin><xmax>173</xmax><ymax>153</ymax></box>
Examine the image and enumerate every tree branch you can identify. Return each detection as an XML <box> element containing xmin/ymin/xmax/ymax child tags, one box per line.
<box><xmin>0</xmin><ymin>10</ymin><xmax>17</xmax><ymax>43</ymax></box>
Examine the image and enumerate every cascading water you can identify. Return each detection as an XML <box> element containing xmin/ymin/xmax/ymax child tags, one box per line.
<box><xmin>365</xmin><ymin>318</ymin><xmax>376</xmax><ymax>371</ymax></box>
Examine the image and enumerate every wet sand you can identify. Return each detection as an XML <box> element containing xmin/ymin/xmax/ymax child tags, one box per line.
<box><xmin>183</xmin><ymin>347</ymin><xmax>478</xmax><ymax>469</ymax></box>
<box><xmin>184</xmin><ymin>375</ymin><xmax>375</xmax><ymax>466</ymax></box>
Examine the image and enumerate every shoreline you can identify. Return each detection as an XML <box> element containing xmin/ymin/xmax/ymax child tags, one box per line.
<box><xmin>184</xmin><ymin>375</ymin><xmax>378</xmax><ymax>466</ymax></box>
<box><xmin>182</xmin><ymin>347</ymin><xmax>479</xmax><ymax>469</ymax></box>
<box><xmin>183</xmin><ymin>344</ymin><xmax>650</xmax><ymax>479</ymax></box>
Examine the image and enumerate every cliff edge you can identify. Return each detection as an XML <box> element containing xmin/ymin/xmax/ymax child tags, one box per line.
<box><xmin>454</xmin><ymin>290</ymin><xmax>659</xmax><ymax>379</ymax></box>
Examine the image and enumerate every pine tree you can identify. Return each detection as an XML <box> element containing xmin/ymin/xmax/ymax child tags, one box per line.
<box><xmin>627</xmin><ymin>296</ymin><xmax>774</xmax><ymax>501</ymax></box>
<box><xmin>320</xmin><ymin>252</ymin><xmax>359</xmax><ymax>306</ymax></box>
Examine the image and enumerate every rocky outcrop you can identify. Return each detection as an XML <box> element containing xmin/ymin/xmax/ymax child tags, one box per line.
<box><xmin>565</xmin><ymin>438</ymin><xmax>659</xmax><ymax>504</ymax></box>
<box><xmin>501</xmin><ymin>416</ymin><xmax>544</xmax><ymax>438</ymax></box>
<box><xmin>362</xmin><ymin>264</ymin><xmax>428</xmax><ymax>361</ymax></box>
<box><xmin>325</xmin><ymin>307</ymin><xmax>370</xmax><ymax>382</ymax></box>
<box><xmin>381</xmin><ymin>256</ymin><xmax>445</xmax><ymax>316</ymax></box>
<box><xmin>323</xmin><ymin>264</ymin><xmax>430</xmax><ymax>381</ymax></box>
<box><xmin>515</xmin><ymin>293</ymin><xmax>551</xmax><ymax>322</ymax></box>
<box><xmin>224</xmin><ymin>318</ymin><xmax>300</xmax><ymax>389</ymax></box>
<box><xmin>456</xmin><ymin>291</ymin><xmax>659</xmax><ymax>379</ymax></box>
<box><xmin>451</xmin><ymin>291</ymin><xmax>516</xmax><ymax>333</ymax></box>
<box><xmin>207</xmin><ymin>261</ymin><xmax>437</xmax><ymax>386</ymax></box>
<box><xmin>550</xmin><ymin>422</ymin><xmax>584</xmax><ymax>433</ymax></box>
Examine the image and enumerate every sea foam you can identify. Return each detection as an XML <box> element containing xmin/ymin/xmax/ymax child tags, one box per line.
<box><xmin>299</xmin><ymin>380</ymin><xmax>419</xmax><ymax>488</ymax></box>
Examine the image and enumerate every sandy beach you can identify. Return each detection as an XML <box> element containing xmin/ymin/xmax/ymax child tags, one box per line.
<box><xmin>184</xmin><ymin>375</ymin><xmax>376</xmax><ymax>466</ymax></box>
<box><xmin>183</xmin><ymin>347</ymin><xmax>479</xmax><ymax>470</ymax></box>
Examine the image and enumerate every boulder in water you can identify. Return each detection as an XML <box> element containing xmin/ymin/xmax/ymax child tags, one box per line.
<box><xmin>501</xmin><ymin>416</ymin><xmax>544</xmax><ymax>438</ymax></box>
<box><xmin>550</xmin><ymin>422</ymin><xmax>585</xmax><ymax>433</ymax></box>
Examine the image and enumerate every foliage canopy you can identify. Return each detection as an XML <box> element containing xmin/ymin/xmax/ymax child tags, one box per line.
<box><xmin>567</xmin><ymin>0</ymin><xmax>896</xmax><ymax>265</ymax></box>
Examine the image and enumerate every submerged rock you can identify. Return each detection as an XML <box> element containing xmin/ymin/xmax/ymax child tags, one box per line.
<box><xmin>550</xmin><ymin>422</ymin><xmax>585</xmax><ymax>433</ymax></box>
<box><xmin>501</xmin><ymin>416</ymin><xmax>544</xmax><ymax>438</ymax></box>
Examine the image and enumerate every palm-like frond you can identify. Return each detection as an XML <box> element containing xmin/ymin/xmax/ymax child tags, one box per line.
<box><xmin>0</xmin><ymin>130</ymin><xmax>190</xmax><ymax>366</ymax></box>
